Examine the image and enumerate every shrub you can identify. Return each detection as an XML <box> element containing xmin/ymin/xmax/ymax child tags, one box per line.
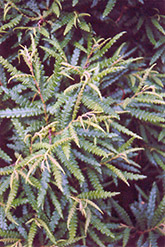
<box><xmin>0</xmin><ymin>0</ymin><xmax>164</xmax><ymax>246</ymax></box>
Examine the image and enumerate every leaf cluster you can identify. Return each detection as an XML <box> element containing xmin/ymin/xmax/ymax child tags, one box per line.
<box><xmin>0</xmin><ymin>1</ymin><xmax>164</xmax><ymax>246</ymax></box>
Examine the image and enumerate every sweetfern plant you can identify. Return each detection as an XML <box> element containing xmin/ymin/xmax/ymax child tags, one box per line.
<box><xmin>0</xmin><ymin>0</ymin><xmax>164</xmax><ymax>246</ymax></box>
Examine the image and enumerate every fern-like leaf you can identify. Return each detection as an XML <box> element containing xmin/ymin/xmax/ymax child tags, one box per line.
<box><xmin>37</xmin><ymin>218</ymin><xmax>57</xmax><ymax>244</ymax></box>
<box><xmin>103</xmin><ymin>0</ymin><xmax>117</xmax><ymax>18</ymax></box>
<box><xmin>37</xmin><ymin>169</ymin><xmax>50</xmax><ymax>209</ymax></box>
<box><xmin>123</xmin><ymin>228</ymin><xmax>131</xmax><ymax>247</ymax></box>
<box><xmin>147</xmin><ymin>183</ymin><xmax>157</xmax><ymax>228</ymax></box>
<box><xmin>0</xmin><ymin>107</ymin><xmax>43</xmax><ymax>118</ymax></box>
<box><xmin>91</xmin><ymin>216</ymin><xmax>115</xmax><ymax>238</ymax></box>
<box><xmin>67</xmin><ymin>201</ymin><xmax>78</xmax><ymax>230</ymax></box>
<box><xmin>129</xmin><ymin>108</ymin><xmax>165</xmax><ymax>123</ymax></box>
<box><xmin>151</xmin><ymin>196</ymin><xmax>165</xmax><ymax>227</ymax></box>
<box><xmin>0</xmin><ymin>177</ymin><xmax>10</xmax><ymax>196</ymax></box>
<box><xmin>85</xmin><ymin>207</ymin><xmax>91</xmax><ymax>235</ymax></box>
<box><xmin>0</xmin><ymin>148</ymin><xmax>12</xmax><ymax>162</ymax></box>
<box><xmin>151</xmin><ymin>18</ymin><xmax>165</xmax><ymax>35</ymax></box>
<box><xmin>91</xmin><ymin>32</ymin><xmax>126</xmax><ymax>62</ymax></box>
<box><xmin>48</xmin><ymin>190</ymin><xmax>63</xmax><ymax>218</ymax></box>
<box><xmin>0</xmin><ymin>15</ymin><xmax>22</xmax><ymax>33</ymax></box>
<box><xmin>80</xmin><ymin>137</ymin><xmax>108</xmax><ymax>158</ymax></box>
<box><xmin>27</xmin><ymin>220</ymin><xmax>37</xmax><ymax>247</ymax></box>
<box><xmin>111</xmin><ymin>199</ymin><xmax>133</xmax><ymax>226</ymax></box>
<box><xmin>5</xmin><ymin>177</ymin><xmax>19</xmax><ymax>212</ymax></box>
<box><xmin>87</xmin><ymin>168</ymin><xmax>103</xmax><ymax>191</ymax></box>
<box><xmin>79</xmin><ymin>190</ymin><xmax>119</xmax><ymax>200</ymax></box>
<box><xmin>111</xmin><ymin>121</ymin><xmax>142</xmax><ymax>139</ymax></box>
<box><xmin>106</xmin><ymin>164</ymin><xmax>129</xmax><ymax>185</ymax></box>
<box><xmin>145</xmin><ymin>22</ymin><xmax>156</xmax><ymax>45</ymax></box>
<box><xmin>69</xmin><ymin>124</ymin><xmax>80</xmax><ymax>147</ymax></box>
<box><xmin>88</xmin><ymin>229</ymin><xmax>106</xmax><ymax>247</ymax></box>
<box><xmin>50</xmin><ymin>158</ymin><xmax>63</xmax><ymax>192</ymax></box>
<box><xmin>68</xmin><ymin>210</ymin><xmax>78</xmax><ymax>240</ymax></box>
<box><xmin>64</xmin><ymin>15</ymin><xmax>74</xmax><ymax>36</ymax></box>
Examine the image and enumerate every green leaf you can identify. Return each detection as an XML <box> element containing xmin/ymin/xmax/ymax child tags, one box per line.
<box><xmin>84</xmin><ymin>198</ymin><xmax>103</xmax><ymax>214</ymax></box>
<box><xmin>88</xmin><ymin>82</ymin><xmax>103</xmax><ymax>100</ymax></box>
<box><xmin>37</xmin><ymin>218</ymin><xmax>57</xmax><ymax>244</ymax></box>
<box><xmin>64</xmin><ymin>17</ymin><xmax>74</xmax><ymax>35</ymax></box>
<box><xmin>69</xmin><ymin>125</ymin><xmax>80</xmax><ymax>147</ymax></box>
<box><xmin>28</xmin><ymin>221</ymin><xmax>37</xmax><ymax>247</ymax></box>
<box><xmin>111</xmin><ymin>199</ymin><xmax>133</xmax><ymax>226</ymax></box>
<box><xmin>5</xmin><ymin>177</ymin><xmax>19</xmax><ymax>212</ymax></box>
<box><xmin>67</xmin><ymin>201</ymin><xmax>78</xmax><ymax>230</ymax></box>
<box><xmin>111</xmin><ymin>121</ymin><xmax>142</xmax><ymax>139</ymax></box>
<box><xmin>0</xmin><ymin>15</ymin><xmax>22</xmax><ymax>32</ymax></box>
<box><xmin>151</xmin><ymin>196</ymin><xmax>165</xmax><ymax>227</ymax></box>
<box><xmin>158</xmin><ymin>129</ymin><xmax>165</xmax><ymax>142</ymax></box>
<box><xmin>0</xmin><ymin>107</ymin><xmax>43</xmax><ymax>118</ymax></box>
<box><xmin>50</xmin><ymin>159</ymin><xmax>64</xmax><ymax>192</ymax></box>
<box><xmin>78</xmin><ymin>21</ymin><xmax>90</xmax><ymax>32</ymax></box>
<box><xmin>103</xmin><ymin>0</ymin><xmax>116</xmax><ymax>18</ymax></box>
<box><xmin>64</xmin><ymin>83</ymin><xmax>81</xmax><ymax>95</ymax></box>
<box><xmin>85</xmin><ymin>207</ymin><xmax>91</xmax><ymax>235</ymax></box>
<box><xmin>123</xmin><ymin>228</ymin><xmax>131</xmax><ymax>247</ymax></box>
<box><xmin>0</xmin><ymin>148</ymin><xmax>12</xmax><ymax>162</ymax></box>
<box><xmin>52</xmin><ymin>2</ymin><xmax>60</xmax><ymax>17</ymax></box>
<box><xmin>106</xmin><ymin>164</ymin><xmax>129</xmax><ymax>185</ymax></box>
<box><xmin>62</xmin><ymin>142</ymin><xmax>71</xmax><ymax>160</ymax></box>
<box><xmin>88</xmin><ymin>229</ymin><xmax>106</xmax><ymax>247</ymax></box>
<box><xmin>145</xmin><ymin>23</ymin><xmax>156</xmax><ymax>45</ymax></box>
<box><xmin>91</xmin><ymin>216</ymin><xmax>115</xmax><ymax>238</ymax></box>
<box><xmin>49</xmin><ymin>190</ymin><xmax>63</xmax><ymax>218</ymax></box>
<box><xmin>79</xmin><ymin>190</ymin><xmax>119</xmax><ymax>200</ymax></box>
<box><xmin>72</xmin><ymin>0</ymin><xmax>79</xmax><ymax>7</ymax></box>
<box><xmin>39</xmin><ymin>27</ymin><xmax>50</xmax><ymax>38</ymax></box>
<box><xmin>151</xmin><ymin>18</ymin><xmax>165</xmax><ymax>35</ymax></box>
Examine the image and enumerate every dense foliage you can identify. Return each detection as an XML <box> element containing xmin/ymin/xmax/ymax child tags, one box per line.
<box><xmin>0</xmin><ymin>0</ymin><xmax>164</xmax><ymax>246</ymax></box>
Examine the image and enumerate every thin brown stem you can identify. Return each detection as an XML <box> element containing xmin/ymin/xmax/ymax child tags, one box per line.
<box><xmin>30</xmin><ymin>63</ymin><xmax>49</xmax><ymax>124</ymax></box>
<box><xmin>83</xmin><ymin>46</ymin><xmax>95</xmax><ymax>69</ymax></box>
